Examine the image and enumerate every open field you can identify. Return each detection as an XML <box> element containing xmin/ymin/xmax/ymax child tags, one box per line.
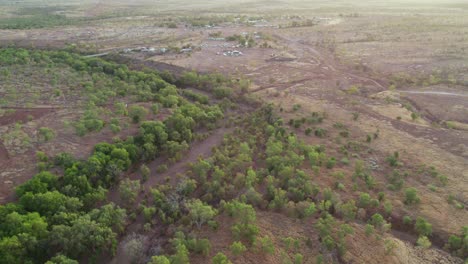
<box><xmin>0</xmin><ymin>1</ymin><xmax>467</xmax><ymax>264</ymax></box>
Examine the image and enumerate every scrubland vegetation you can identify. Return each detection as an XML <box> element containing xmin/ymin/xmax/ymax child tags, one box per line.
<box><xmin>0</xmin><ymin>49</ymin><xmax>466</xmax><ymax>263</ymax></box>
<box><xmin>0</xmin><ymin>1</ymin><xmax>467</xmax><ymax>264</ymax></box>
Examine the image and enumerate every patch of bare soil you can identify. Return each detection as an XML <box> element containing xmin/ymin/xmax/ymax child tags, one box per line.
<box><xmin>0</xmin><ymin>107</ymin><xmax>56</xmax><ymax>126</ymax></box>
<box><xmin>0</xmin><ymin>140</ymin><xmax>9</xmax><ymax>162</ymax></box>
<box><xmin>400</xmin><ymin>87</ymin><xmax>468</xmax><ymax>124</ymax></box>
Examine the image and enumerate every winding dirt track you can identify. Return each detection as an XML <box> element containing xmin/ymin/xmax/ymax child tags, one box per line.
<box><xmin>400</xmin><ymin>91</ymin><xmax>468</xmax><ymax>97</ymax></box>
<box><xmin>273</xmin><ymin>34</ymin><xmax>387</xmax><ymax>89</ymax></box>
<box><xmin>108</xmin><ymin>126</ymin><xmax>234</xmax><ymax>264</ymax></box>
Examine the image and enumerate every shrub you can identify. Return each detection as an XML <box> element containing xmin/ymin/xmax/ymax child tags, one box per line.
<box><xmin>370</xmin><ymin>213</ymin><xmax>385</xmax><ymax>229</ymax></box>
<box><xmin>339</xmin><ymin>130</ymin><xmax>349</xmax><ymax>138</ymax></box>
<box><xmin>447</xmin><ymin>235</ymin><xmax>462</xmax><ymax>251</ymax></box>
<box><xmin>212</xmin><ymin>252</ymin><xmax>232</xmax><ymax>264</ymax></box>
<box><xmin>38</xmin><ymin>127</ymin><xmax>55</xmax><ymax>142</ymax></box>
<box><xmin>151</xmin><ymin>103</ymin><xmax>160</xmax><ymax>114</ymax></box>
<box><xmin>119</xmin><ymin>179</ymin><xmax>141</xmax><ymax>207</ymax></box>
<box><xmin>141</xmin><ymin>164</ymin><xmax>150</xmax><ymax>182</ymax></box>
<box><xmin>129</xmin><ymin>105</ymin><xmax>148</xmax><ymax>123</ymax></box>
<box><xmin>123</xmin><ymin>233</ymin><xmax>147</xmax><ymax>264</ymax></box>
<box><xmin>149</xmin><ymin>256</ymin><xmax>170</xmax><ymax>264</ymax></box>
<box><xmin>404</xmin><ymin>187</ymin><xmax>420</xmax><ymax>205</ymax></box>
<box><xmin>314</xmin><ymin>128</ymin><xmax>327</xmax><ymax>137</ymax></box>
<box><xmin>326</xmin><ymin>157</ymin><xmax>336</xmax><ymax>169</ymax></box>
<box><xmin>294</xmin><ymin>253</ymin><xmax>304</xmax><ymax>264</ymax></box>
<box><xmin>416</xmin><ymin>236</ymin><xmax>431</xmax><ymax>249</ymax></box>
<box><xmin>36</xmin><ymin>151</ymin><xmax>48</xmax><ymax>162</ymax></box>
<box><xmin>415</xmin><ymin>217</ymin><xmax>432</xmax><ymax>236</ymax></box>
<box><xmin>256</xmin><ymin>236</ymin><xmax>275</xmax><ymax>255</ymax></box>
<box><xmin>156</xmin><ymin>164</ymin><xmax>168</xmax><ymax>173</ymax></box>
<box><xmin>403</xmin><ymin>215</ymin><xmax>412</xmax><ymax>225</ymax></box>
<box><xmin>352</xmin><ymin>112</ymin><xmax>359</xmax><ymax>121</ymax></box>
<box><xmin>384</xmin><ymin>201</ymin><xmax>393</xmax><ymax>215</ymax></box>
<box><xmin>365</xmin><ymin>224</ymin><xmax>374</xmax><ymax>237</ymax></box>
<box><xmin>110</xmin><ymin>124</ymin><xmax>121</xmax><ymax>134</ymax></box>
<box><xmin>213</xmin><ymin>87</ymin><xmax>233</xmax><ymax>99</ymax></box>
<box><xmin>337</xmin><ymin>200</ymin><xmax>357</xmax><ymax>221</ymax></box>
<box><xmin>358</xmin><ymin>193</ymin><xmax>371</xmax><ymax>208</ymax></box>
<box><xmin>384</xmin><ymin>239</ymin><xmax>397</xmax><ymax>255</ymax></box>
<box><xmin>185</xmin><ymin>199</ymin><xmax>217</xmax><ymax>229</ymax></box>
<box><xmin>386</xmin><ymin>152</ymin><xmax>400</xmax><ymax>167</ymax></box>
<box><xmin>347</xmin><ymin>85</ymin><xmax>360</xmax><ymax>95</ymax></box>
<box><xmin>230</xmin><ymin>241</ymin><xmax>247</xmax><ymax>256</ymax></box>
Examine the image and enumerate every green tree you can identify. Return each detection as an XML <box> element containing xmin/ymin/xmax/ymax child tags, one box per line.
<box><xmin>15</xmin><ymin>171</ymin><xmax>58</xmax><ymax>197</ymax></box>
<box><xmin>212</xmin><ymin>252</ymin><xmax>232</xmax><ymax>264</ymax></box>
<box><xmin>186</xmin><ymin>199</ymin><xmax>217</xmax><ymax>229</ymax></box>
<box><xmin>370</xmin><ymin>213</ymin><xmax>385</xmax><ymax>229</ymax></box>
<box><xmin>337</xmin><ymin>200</ymin><xmax>357</xmax><ymax>221</ymax></box>
<box><xmin>415</xmin><ymin>217</ymin><xmax>432</xmax><ymax>236</ymax></box>
<box><xmin>225</xmin><ymin>200</ymin><xmax>259</xmax><ymax>243</ymax></box>
<box><xmin>148</xmin><ymin>255</ymin><xmax>171</xmax><ymax>264</ymax></box>
<box><xmin>141</xmin><ymin>164</ymin><xmax>150</xmax><ymax>182</ymax></box>
<box><xmin>19</xmin><ymin>191</ymin><xmax>82</xmax><ymax>217</ymax></box>
<box><xmin>294</xmin><ymin>253</ymin><xmax>304</xmax><ymax>264</ymax></box>
<box><xmin>417</xmin><ymin>236</ymin><xmax>431</xmax><ymax>249</ymax></box>
<box><xmin>358</xmin><ymin>193</ymin><xmax>371</xmax><ymax>208</ymax></box>
<box><xmin>447</xmin><ymin>235</ymin><xmax>462</xmax><ymax>251</ymax></box>
<box><xmin>119</xmin><ymin>179</ymin><xmax>141</xmax><ymax>207</ymax></box>
<box><xmin>256</xmin><ymin>236</ymin><xmax>275</xmax><ymax>254</ymax></box>
<box><xmin>404</xmin><ymin>188</ymin><xmax>420</xmax><ymax>205</ymax></box>
<box><xmin>0</xmin><ymin>236</ymin><xmax>27</xmax><ymax>264</ymax></box>
<box><xmin>230</xmin><ymin>241</ymin><xmax>247</xmax><ymax>256</ymax></box>
<box><xmin>88</xmin><ymin>203</ymin><xmax>127</xmax><ymax>233</ymax></box>
<box><xmin>38</xmin><ymin>127</ymin><xmax>56</xmax><ymax>142</ymax></box>
<box><xmin>129</xmin><ymin>105</ymin><xmax>148</xmax><ymax>123</ymax></box>
<box><xmin>171</xmin><ymin>243</ymin><xmax>189</xmax><ymax>264</ymax></box>
<box><xmin>49</xmin><ymin>215</ymin><xmax>117</xmax><ymax>259</ymax></box>
<box><xmin>45</xmin><ymin>254</ymin><xmax>79</xmax><ymax>264</ymax></box>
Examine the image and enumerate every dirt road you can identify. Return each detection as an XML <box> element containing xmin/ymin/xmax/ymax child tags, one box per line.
<box><xmin>400</xmin><ymin>91</ymin><xmax>468</xmax><ymax>97</ymax></box>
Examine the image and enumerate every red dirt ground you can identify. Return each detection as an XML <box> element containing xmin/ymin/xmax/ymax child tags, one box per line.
<box><xmin>0</xmin><ymin>107</ymin><xmax>56</xmax><ymax>126</ymax></box>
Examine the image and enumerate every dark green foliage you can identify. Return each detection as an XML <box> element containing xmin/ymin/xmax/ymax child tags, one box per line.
<box><xmin>358</xmin><ymin>192</ymin><xmax>372</xmax><ymax>208</ymax></box>
<box><xmin>0</xmin><ymin>48</ymin><xmax>228</xmax><ymax>263</ymax></box>
<box><xmin>15</xmin><ymin>171</ymin><xmax>58</xmax><ymax>197</ymax></box>
<box><xmin>404</xmin><ymin>187</ymin><xmax>420</xmax><ymax>205</ymax></box>
<box><xmin>45</xmin><ymin>254</ymin><xmax>79</xmax><ymax>264</ymax></box>
<box><xmin>256</xmin><ymin>236</ymin><xmax>275</xmax><ymax>254</ymax></box>
<box><xmin>75</xmin><ymin>110</ymin><xmax>104</xmax><ymax>136</ymax></box>
<box><xmin>225</xmin><ymin>200</ymin><xmax>259</xmax><ymax>243</ymax></box>
<box><xmin>446</xmin><ymin>227</ymin><xmax>468</xmax><ymax>258</ymax></box>
<box><xmin>403</xmin><ymin>215</ymin><xmax>413</xmax><ymax>225</ymax></box>
<box><xmin>213</xmin><ymin>86</ymin><xmax>233</xmax><ymax>99</ymax></box>
<box><xmin>230</xmin><ymin>241</ymin><xmax>247</xmax><ymax>256</ymax></box>
<box><xmin>49</xmin><ymin>215</ymin><xmax>117</xmax><ymax>259</ymax></box>
<box><xmin>386</xmin><ymin>151</ymin><xmax>400</xmax><ymax>167</ymax></box>
<box><xmin>212</xmin><ymin>252</ymin><xmax>232</xmax><ymax>264</ymax></box>
<box><xmin>0</xmin><ymin>14</ymin><xmax>74</xmax><ymax>30</ymax></box>
<box><xmin>415</xmin><ymin>217</ymin><xmax>432</xmax><ymax>236</ymax></box>
<box><xmin>314</xmin><ymin>128</ymin><xmax>327</xmax><ymax>137</ymax></box>
<box><xmin>386</xmin><ymin>169</ymin><xmax>405</xmax><ymax>191</ymax></box>
<box><xmin>129</xmin><ymin>105</ymin><xmax>148</xmax><ymax>123</ymax></box>
<box><xmin>38</xmin><ymin>127</ymin><xmax>56</xmax><ymax>142</ymax></box>
<box><xmin>182</xmin><ymin>90</ymin><xmax>209</xmax><ymax>104</ymax></box>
